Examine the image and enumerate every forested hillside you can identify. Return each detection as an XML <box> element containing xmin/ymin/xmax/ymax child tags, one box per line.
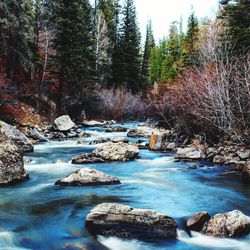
<box><xmin>0</xmin><ymin>0</ymin><xmax>249</xmax><ymax>143</ymax></box>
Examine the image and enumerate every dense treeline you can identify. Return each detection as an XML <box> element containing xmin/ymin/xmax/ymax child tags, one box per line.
<box><xmin>0</xmin><ymin>0</ymin><xmax>249</xmax><ymax>142</ymax></box>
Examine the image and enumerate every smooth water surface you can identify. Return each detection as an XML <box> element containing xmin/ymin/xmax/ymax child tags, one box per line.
<box><xmin>0</xmin><ymin>122</ymin><xmax>250</xmax><ymax>250</ymax></box>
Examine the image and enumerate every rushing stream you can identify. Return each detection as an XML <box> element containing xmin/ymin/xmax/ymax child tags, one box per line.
<box><xmin>0</xmin><ymin>122</ymin><xmax>250</xmax><ymax>250</ymax></box>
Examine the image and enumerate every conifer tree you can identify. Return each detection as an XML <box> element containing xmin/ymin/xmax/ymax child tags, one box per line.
<box><xmin>115</xmin><ymin>0</ymin><xmax>141</xmax><ymax>93</ymax></box>
<box><xmin>54</xmin><ymin>0</ymin><xmax>94</xmax><ymax>109</ymax></box>
<box><xmin>220</xmin><ymin>0</ymin><xmax>250</xmax><ymax>53</ymax></box>
<box><xmin>141</xmin><ymin>20</ymin><xmax>155</xmax><ymax>88</ymax></box>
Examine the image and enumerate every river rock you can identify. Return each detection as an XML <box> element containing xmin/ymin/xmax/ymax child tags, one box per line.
<box><xmin>237</xmin><ymin>149</ymin><xmax>250</xmax><ymax>160</ymax></box>
<box><xmin>175</xmin><ymin>148</ymin><xmax>206</xmax><ymax>161</ymax></box>
<box><xmin>53</xmin><ymin>115</ymin><xmax>75</xmax><ymax>132</ymax></box>
<box><xmin>0</xmin><ymin>121</ymin><xmax>33</xmax><ymax>152</ymax></box>
<box><xmin>127</xmin><ymin>129</ymin><xmax>149</xmax><ymax>138</ymax></box>
<box><xmin>0</xmin><ymin>142</ymin><xmax>28</xmax><ymax>185</ymax></box>
<box><xmin>242</xmin><ymin>163</ymin><xmax>250</xmax><ymax>181</ymax></box>
<box><xmin>105</xmin><ymin>126</ymin><xmax>127</xmax><ymax>133</ymax></box>
<box><xmin>89</xmin><ymin>138</ymin><xmax>110</xmax><ymax>145</ymax></box>
<box><xmin>55</xmin><ymin>168</ymin><xmax>120</xmax><ymax>186</ymax></box>
<box><xmin>111</xmin><ymin>137</ymin><xmax>129</xmax><ymax>143</ymax></box>
<box><xmin>85</xmin><ymin>203</ymin><xmax>177</xmax><ymax>240</ymax></box>
<box><xmin>213</xmin><ymin>155</ymin><xmax>226</xmax><ymax>164</ymax></box>
<box><xmin>202</xmin><ymin>210</ymin><xmax>250</xmax><ymax>238</ymax></box>
<box><xmin>72</xmin><ymin>153</ymin><xmax>105</xmax><ymax>164</ymax></box>
<box><xmin>46</xmin><ymin>132</ymin><xmax>66</xmax><ymax>140</ymax></box>
<box><xmin>93</xmin><ymin>142</ymin><xmax>139</xmax><ymax>161</ymax></box>
<box><xmin>186</xmin><ymin>212</ymin><xmax>210</xmax><ymax>232</ymax></box>
<box><xmin>82</xmin><ymin>120</ymin><xmax>104</xmax><ymax>127</ymax></box>
<box><xmin>26</xmin><ymin>127</ymin><xmax>48</xmax><ymax>142</ymax></box>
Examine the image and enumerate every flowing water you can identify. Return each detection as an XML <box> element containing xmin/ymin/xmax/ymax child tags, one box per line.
<box><xmin>0</xmin><ymin>122</ymin><xmax>250</xmax><ymax>250</ymax></box>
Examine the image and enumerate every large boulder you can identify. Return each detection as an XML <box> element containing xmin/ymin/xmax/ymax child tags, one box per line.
<box><xmin>86</xmin><ymin>203</ymin><xmax>177</xmax><ymax>240</ymax></box>
<box><xmin>72</xmin><ymin>153</ymin><xmax>105</xmax><ymax>164</ymax></box>
<box><xmin>175</xmin><ymin>148</ymin><xmax>206</xmax><ymax>161</ymax></box>
<box><xmin>186</xmin><ymin>212</ymin><xmax>210</xmax><ymax>232</ymax></box>
<box><xmin>53</xmin><ymin>115</ymin><xmax>75</xmax><ymax>132</ymax></box>
<box><xmin>242</xmin><ymin>163</ymin><xmax>250</xmax><ymax>181</ymax></box>
<box><xmin>0</xmin><ymin>142</ymin><xmax>28</xmax><ymax>185</ymax></box>
<box><xmin>0</xmin><ymin>121</ymin><xmax>33</xmax><ymax>152</ymax></box>
<box><xmin>55</xmin><ymin>168</ymin><xmax>120</xmax><ymax>186</ymax></box>
<box><xmin>127</xmin><ymin>129</ymin><xmax>149</xmax><ymax>138</ymax></box>
<box><xmin>93</xmin><ymin>142</ymin><xmax>139</xmax><ymax>161</ymax></box>
<box><xmin>202</xmin><ymin>210</ymin><xmax>250</xmax><ymax>238</ymax></box>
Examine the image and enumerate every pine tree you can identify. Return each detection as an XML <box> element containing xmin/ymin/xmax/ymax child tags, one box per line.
<box><xmin>54</xmin><ymin>0</ymin><xmax>95</xmax><ymax>109</ymax></box>
<box><xmin>220</xmin><ymin>0</ymin><xmax>250</xmax><ymax>53</ymax></box>
<box><xmin>141</xmin><ymin>20</ymin><xmax>155</xmax><ymax>88</ymax></box>
<box><xmin>115</xmin><ymin>0</ymin><xmax>141</xmax><ymax>93</ymax></box>
<box><xmin>184</xmin><ymin>10</ymin><xmax>199</xmax><ymax>65</ymax></box>
<box><xmin>0</xmin><ymin>0</ymin><xmax>38</xmax><ymax>80</ymax></box>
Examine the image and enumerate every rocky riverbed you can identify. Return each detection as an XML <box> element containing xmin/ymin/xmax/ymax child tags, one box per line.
<box><xmin>0</xmin><ymin>118</ymin><xmax>249</xmax><ymax>249</ymax></box>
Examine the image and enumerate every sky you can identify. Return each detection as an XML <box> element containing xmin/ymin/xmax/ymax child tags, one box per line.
<box><xmin>134</xmin><ymin>0</ymin><xmax>219</xmax><ymax>41</ymax></box>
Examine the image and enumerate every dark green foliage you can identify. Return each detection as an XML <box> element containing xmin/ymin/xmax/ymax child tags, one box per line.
<box><xmin>0</xmin><ymin>0</ymin><xmax>39</xmax><ymax>80</ymax></box>
<box><xmin>112</xmin><ymin>0</ymin><xmax>141</xmax><ymax>93</ymax></box>
<box><xmin>141</xmin><ymin>20</ymin><xmax>155</xmax><ymax>88</ymax></box>
<box><xmin>54</xmin><ymin>0</ymin><xmax>95</xmax><ymax>97</ymax></box>
<box><xmin>220</xmin><ymin>0</ymin><xmax>250</xmax><ymax>53</ymax></box>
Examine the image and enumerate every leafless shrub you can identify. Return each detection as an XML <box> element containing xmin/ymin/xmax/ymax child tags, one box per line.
<box><xmin>97</xmin><ymin>88</ymin><xmax>148</xmax><ymax>120</ymax></box>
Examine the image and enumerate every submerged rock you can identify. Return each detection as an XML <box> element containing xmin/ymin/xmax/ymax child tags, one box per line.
<box><xmin>0</xmin><ymin>142</ymin><xmax>28</xmax><ymax>185</ymax></box>
<box><xmin>55</xmin><ymin>168</ymin><xmax>120</xmax><ymax>186</ymax></box>
<box><xmin>202</xmin><ymin>210</ymin><xmax>250</xmax><ymax>238</ymax></box>
<box><xmin>72</xmin><ymin>153</ymin><xmax>105</xmax><ymax>164</ymax></box>
<box><xmin>105</xmin><ymin>126</ymin><xmax>127</xmax><ymax>133</ymax></box>
<box><xmin>186</xmin><ymin>212</ymin><xmax>210</xmax><ymax>232</ymax></box>
<box><xmin>175</xmin><ymin>148</ymin><xmax>206</xmax><ymax>161</ymax></box>
<box><xmin>86</xmin><ymin>203</ymin><xmax>177</xmax><ymax>240</ymax></box>
<box><xmin>127</xmin><ymin>129</ymin><xmax>149</xmax><ymax>138</ymax></box>
<box><xmin>93</xmin><ymin>142</ymin><xmax>139</xmax><ymax>161</ymax></box>
<box><xmin>53</xmin><ymin>115</ymin><xmax>75</xmax><ymax>132</ymax></box>
<box><xmin>0</xmin><ymin>120</ymin><xmax>33</xmax><ymax>152</ymax></box>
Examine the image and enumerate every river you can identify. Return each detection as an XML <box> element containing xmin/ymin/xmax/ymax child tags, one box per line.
<box><xmin>0</xmin><ymin>122</ymin><xmax>250</xmax><ymax>250</ymax></box>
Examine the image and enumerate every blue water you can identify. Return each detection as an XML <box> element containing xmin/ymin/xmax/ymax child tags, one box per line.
<box><xmin>0</xmin><ymin>123</ymin><xmax>250</xmax><ymax>250</ymax></box>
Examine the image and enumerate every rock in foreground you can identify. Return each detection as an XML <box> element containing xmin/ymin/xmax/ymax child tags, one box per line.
<box><xmin>127</xmin><ymin>129</ymin><xmax>149</xmax><ymax>138</ymax></box>
<box><xmin>93</xmin><ymin>142</ymin><xmax>139</xmax><ymax>161</ymax></box>
<box><xmin>0</xmin><ymin>142</ymin><xmax>28</xmax><ymax>185</ymax></box>
<box><xmin>53</xmin><ymin>115</ymin><xmax>75</xmax><ymax>132</ymax></box>
<box><xmin>186</xmin><ymin>212</ymin><xmax>210</xmax><ymax>232</ymax></box>
<box><xmin>55</xmin><ymin>168</ymin><xmax>120</xmax><ymax>186</ymax></box>
<box><xmin>202</xmin><ymin>210</ymin><xmax>250</xmax><ymax>238</ymax></box>
<box><xmin>86</xmin><ymin>203</ymin><xmax>177</xmax><ymax>240</ymax></box>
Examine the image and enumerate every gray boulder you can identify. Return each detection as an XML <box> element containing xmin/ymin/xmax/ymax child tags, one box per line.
<box><xmin>186</xmin><ymin>212</ymin><xmax>210</xmax><ymax>232</ymax></box>
<box><xmin>0</xmin><ymin>142</ymin><xmax>28</xmax><ymax>185</ymax></box>
<box><xmin>89</xmin><ymin>138</ymin><xmax>110</xmax><ymax>145</ymax></box>
<box><xmin>93</xmin><ymin>142</ymin><xmax>139</xmax><ymax>161</ymax></box>
<box><xmin>55</xmin><ymin>168</ymin><xmax>120</xmax><ymax>186</ymax></box>
<box><xmin>0</xmin><ymin>121</ymin><xmax>33</xmax><ymax>152</ymax></box>
<box><xmin>202</xmin><ymin>210</ymin><xmax>250</xmax><ymax>238</ymax></box>
<box><xmin>86</xmin><ymin>203</ymin><xmax>177</xmax><ymax>240</ymax></box>
<box><xmin>53</xmin><ymin>115</ymin><xmax>75</xmax><ymax>132</ymax></box>
<box><xmin>111</xmin><ymin>137</ymin><xmax>129</xmax><ymax>143</ymax></box>
<box><xmin>26</xmin><ymin>128</ymin><xmax>48</xmax><ymax>142</ymax></box>
<box><xmin>175</xmin><ymin>148</ymin><xmax>206</xmax><ymax>161</ymax></box>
